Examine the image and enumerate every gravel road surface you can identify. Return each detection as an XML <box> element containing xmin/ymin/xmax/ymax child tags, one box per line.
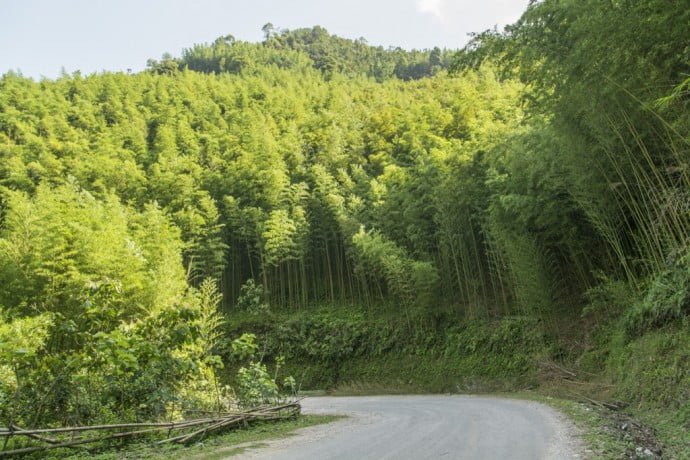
<box><xmin>233</xmin><ymin>395</ymin><xmax>584</xmax><ymax>459</ymax></box>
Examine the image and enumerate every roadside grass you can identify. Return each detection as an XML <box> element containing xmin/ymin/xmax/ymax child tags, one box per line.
<box><xmin>630</xmin><ymin>408</ymin><xmax>690</xmax><ymax>460</ymax></box>
<box><xmin>53</xmin><ymin>415</ymin><xmax>343</xmax><ymax>460</ymax></box>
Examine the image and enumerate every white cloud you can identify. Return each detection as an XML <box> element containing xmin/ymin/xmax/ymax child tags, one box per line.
<box><xmin>416</xmin><ymin>0</ymin><xmax>529</xmax><ymax>34</ymax></box>
<box><xmin>417</xmin><ymin>0</ymin><xmax>445</xmax><ymax>21</ymax></box>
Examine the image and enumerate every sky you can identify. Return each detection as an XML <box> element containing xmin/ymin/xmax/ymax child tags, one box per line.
<box><xmin>0</xmin><ymin>0</ymin><xmax>529</xmax><ymax>80</ymax></box>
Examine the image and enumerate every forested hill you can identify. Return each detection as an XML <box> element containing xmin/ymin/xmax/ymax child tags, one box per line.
<box><xmin>0</xmin><ymin>1</ymin><xmax>689</xmax><ymax>454</ymax></box>
<box><xmin>0</xmin><ymin>31</ymin><xmax>516</xmax><ymax>428</ymax></box>
<box><xmin>148</xmin><ymin>25</ymin><xmax>452</xmax><ymax>80</ymax></box>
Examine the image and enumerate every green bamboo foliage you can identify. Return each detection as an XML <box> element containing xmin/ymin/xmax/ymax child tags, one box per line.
<box><xmin>2</xmin><ymin>6</ymin><xmax>688</xmax><ymax>428</ymax></box>
<box><xmin>1</xmin><ymin>4</ymin><xmax>688</xmax><ymax>324</ymax></box>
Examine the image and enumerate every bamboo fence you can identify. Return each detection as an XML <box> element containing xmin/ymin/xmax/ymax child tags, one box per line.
<box><xmin>0</xmin><ymin>401</ymin><xmax>301</xmax><ymax>457</ymax></box>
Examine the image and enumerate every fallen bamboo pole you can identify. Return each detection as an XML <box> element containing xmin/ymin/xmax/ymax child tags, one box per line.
<box><xmin>0</xmin><ymin>418</ymin><xmax>217</xmax><ymax>437</ymax></box>
<box><xmin>8</xmin><ymin>425</ymin><xmax>61</xmax><ymax>445</ymax></box>
<box><xmin>0</xmin><ymin>426</ymin><xmax>172</xmax><ymax>457</ymax></box>
<box><xmin>0</xmin><ymin>401</ymin><xmax>301</xmax><ymax>457</ymax></box>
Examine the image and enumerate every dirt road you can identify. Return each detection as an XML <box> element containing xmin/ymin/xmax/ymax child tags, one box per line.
<box><xmin>233</xmin><ymin>395</ymin><xmax>584</xmax><ymax>459</ymax></box>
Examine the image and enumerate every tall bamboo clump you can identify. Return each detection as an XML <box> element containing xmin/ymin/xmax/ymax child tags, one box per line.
<box><xmin>572</xmin><ymin>107</ymin><xmax>690</xmax><ymax>291</ymax></box>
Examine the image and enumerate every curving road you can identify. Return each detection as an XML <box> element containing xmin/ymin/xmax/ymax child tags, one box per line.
<box><xmin>234</xmin><ymin>395</ymin><xmax>584</xmax><ymax>460</ymax></box>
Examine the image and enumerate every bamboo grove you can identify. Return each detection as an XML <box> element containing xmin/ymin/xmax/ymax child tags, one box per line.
<box><xmin>1</xmin><ymin>43</ymin><xmax>531</xmax><ymax>316</ymax></box>
<box><xmin>0</xmin><ymin>1</ymin><xmax>689</xmax><ymax>427</ymax></box>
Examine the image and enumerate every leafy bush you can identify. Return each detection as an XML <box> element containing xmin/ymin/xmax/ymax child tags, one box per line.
<box><xmin>608</xmin><ymin>321</ymin><xmax>690</xmax><ymax>416</ymax></box>
<box><xmin>269</xmin><ymin>314</ymin><xmax>365</xmax><ymax>363</ymax></box>
<box><xmin>230</xmin><ymin>333</ymin><xmax>292</xmax><ymax>407</ymax></box>
<box><xmin>235</xmin><ymin>279</ymin><xmax>270</xmax><ymax>316</ymax></box>
<box><xmin>236</xmin><ymin>363</ymin><xmax>279</xmax><ymax>407</ymax></box>
<box><xmin>225</xmin><ymin>311</ymin><xmax>548</xmax><ymax>389</ymax></box>
<box><xmin>0</xmin><ymin>184</ymin><xmax>228</xmax><ymax>425</ymax></box>
<box><xmin>582</xmin><ymin>274</ymin><xmax>635</xmax><ymax>321</ymax></box>
<box><xmin>623</xmin><ymin>248</ymin><xmax>690</xmax><ymax>340</ymax></box>
<box><xmin>443</xmin><ymin>317</ymin><xmax>545</xmax><ymax>375</ymax></box>
<box><xmin>0</xmin><ymin>314</ymin><xmax>53</xmax><ymax>423</ymax></box>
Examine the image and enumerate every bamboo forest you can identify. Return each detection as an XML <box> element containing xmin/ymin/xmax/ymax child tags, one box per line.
<box><xmin>0</xmin><ymin>1</ymin><xmax>689</xmax><ymax>457</ymax></box>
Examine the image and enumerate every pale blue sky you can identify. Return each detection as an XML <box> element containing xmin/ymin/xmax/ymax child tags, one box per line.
<box><xmin>1</xmin><ymin>0</ymin><xmax>529</xmax><ymax>79</ymax></box>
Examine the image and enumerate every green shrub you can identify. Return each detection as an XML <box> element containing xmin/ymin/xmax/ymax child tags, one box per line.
<box><xmin>623</xmin><ymin>248</ymin><xmax>690</xmax><ymax>340</ymax></box>
<box><xmin>230</xmin><ymin>333</ymin><xmax>292</xmax><ymax>407</ymax></box>
<box><xmin>608</xmin><ymin>320</ymin><xmax>690</xmax><ymax>415</ymax></box>
<box><xmin>224</xmin><ymin>311</ymin><xmax>548</xmax><ymax>390</ymax></box>
<box><xmin>235</xmin><ymin>279</ymin><xmax>270</xmax><ymax>316</ymax></box>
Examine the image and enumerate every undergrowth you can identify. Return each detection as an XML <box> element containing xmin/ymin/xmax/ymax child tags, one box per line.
<box><xmin>221</xmin><ymin>250</ymin><xmax>690</xmax><ymax>457</ymax></box>
<box><xmin>222</xmin><ymin>310</ymin><xmax>548</xmax><ymax>391</ymax></box>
